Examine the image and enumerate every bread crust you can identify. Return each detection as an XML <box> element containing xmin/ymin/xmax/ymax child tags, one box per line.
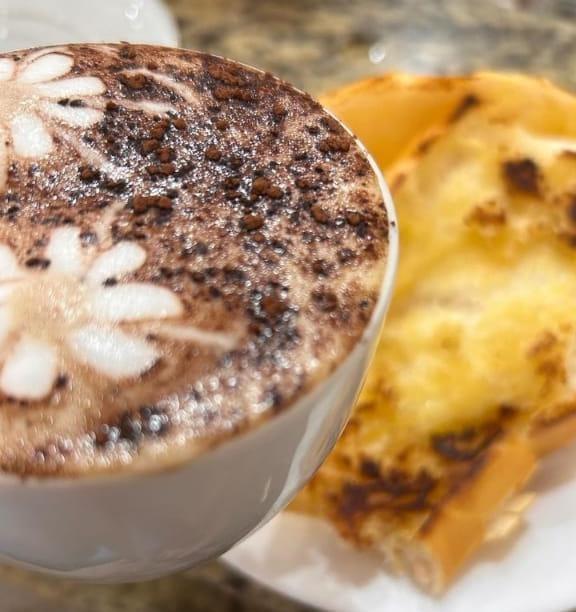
<box><xmin>408</xmin><ymin>434</ymin><xmax>536</xmax><ymax>593</ymax></box>
<box><xmin>531</xmin><ymin>408</ymin><xmax>576</xmax><ymax>456</ymax></box>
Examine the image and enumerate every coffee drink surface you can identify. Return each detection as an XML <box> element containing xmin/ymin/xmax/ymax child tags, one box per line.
<box><xmin>0</xmin><ymin>44</ymin><xmax>390</xmax><ymax>476</ymax></box>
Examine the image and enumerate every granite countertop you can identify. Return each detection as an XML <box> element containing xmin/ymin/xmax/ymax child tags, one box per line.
<box><xmin>1</xmin><ymin>1</ymin><xmax>576</xmax><ymax>610</ymax></box>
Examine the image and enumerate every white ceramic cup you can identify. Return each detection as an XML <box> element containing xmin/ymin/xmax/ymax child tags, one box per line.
<box><xmin>0</xmin><ymin>109</ymin><xmax>398</xmax><ymax>584</ymax></box>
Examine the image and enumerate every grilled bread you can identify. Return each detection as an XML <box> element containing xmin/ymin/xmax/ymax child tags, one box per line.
<box><xmin>293</xmin><ymin>73</ymin><xmax>576</xmax><ymax>593</ymax></box>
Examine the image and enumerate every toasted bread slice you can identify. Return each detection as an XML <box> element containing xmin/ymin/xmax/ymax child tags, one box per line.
<box><xmin>293</xmin><ymin>72</ymin><xmax>576</xmax><ymax>593</ymax></box>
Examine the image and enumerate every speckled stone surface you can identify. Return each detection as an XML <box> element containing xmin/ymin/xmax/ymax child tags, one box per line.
<box><xmin>1</xmin><ymin>0</ymin><xmax>576</xmax><ymax>610</ymax></box>
<box><xmin>170</xmin><ymin>0</ymin><xmax>576</xmax><ymax>94</ymax></box>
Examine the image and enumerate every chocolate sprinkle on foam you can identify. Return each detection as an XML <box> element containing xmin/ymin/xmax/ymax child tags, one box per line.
<box><xmin>0</xmin><ymin>44</ymin><xmax>389</xmax><ymax>477</ymax></box>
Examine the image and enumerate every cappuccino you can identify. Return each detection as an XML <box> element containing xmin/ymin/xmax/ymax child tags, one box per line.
<box><xmin>0</xmin><ymin>44</ymin><xmax>390</xmax><ymax>476</ymax></box>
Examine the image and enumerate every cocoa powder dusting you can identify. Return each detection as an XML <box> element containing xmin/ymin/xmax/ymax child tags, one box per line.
<box><xmin>311</xmin><ymin>203</ymin><xmax>329</xmax><ymax>223</ymax></box>
<box><xmin>0</xmin><ymin>44</ymin><xmax>389</xmax><ymax>478</ymax></box>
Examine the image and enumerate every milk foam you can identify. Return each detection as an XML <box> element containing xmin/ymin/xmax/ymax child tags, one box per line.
<box><xmin>0</xmin><ymin>44</ymin><xmax>389</xmax><ymax>476</ymax></box>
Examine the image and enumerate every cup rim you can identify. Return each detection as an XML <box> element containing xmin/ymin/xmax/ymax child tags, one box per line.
<box><xmin>0</xmin><ymin>46</ymin><xmax>399</xmax><ymax>487</ymax></box>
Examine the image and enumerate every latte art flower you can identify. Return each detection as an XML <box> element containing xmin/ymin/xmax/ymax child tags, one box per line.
<box><xmin>0</xmin><ymin>225</ymin><xmax>234</xmax><ymax>401</ymax></box>
<box><xmin>0</xmin><ymin>50</ymin><xmax>106</xmax><ymax>189</ymax></box>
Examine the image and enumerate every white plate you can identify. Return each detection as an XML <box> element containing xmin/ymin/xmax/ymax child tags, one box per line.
<box><xmin>0</xmin><ymin>0</ymin><xmax>179</xmax><ymax>52</ymax></box>
<box><xmin>225</xmin><ymin>441</ymin><xmax>576</xmax><ymax>612</ymax></box>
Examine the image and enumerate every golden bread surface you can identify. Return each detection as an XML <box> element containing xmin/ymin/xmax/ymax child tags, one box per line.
<box><xmin>294</xmin><ymin>72</ymin><xmax>576</xmax><ymax>592</ymax></box>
